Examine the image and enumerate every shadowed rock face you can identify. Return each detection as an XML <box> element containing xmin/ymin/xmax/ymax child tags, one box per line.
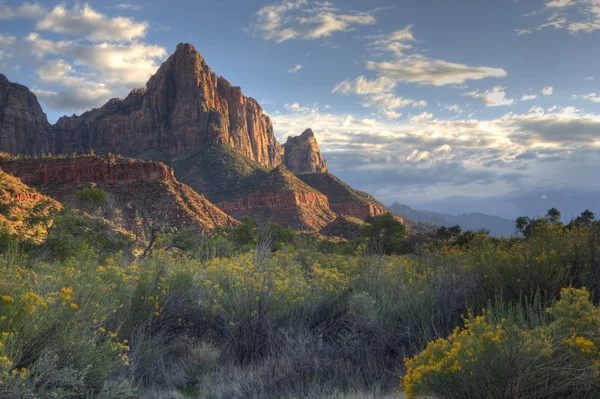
<box><xmin>283</xmin><ymin>129</ymin><xmax>328</xmax><ymax>174</ymax></box>
<box><xmin>0</xmin><ymin>74</ymin><xmax>52</xmax><ymax>156</ymax></box>
<box><xmin>49</xmin><ymin>43</ymin><xmax>283</xmax><ymax>168</ymax></box>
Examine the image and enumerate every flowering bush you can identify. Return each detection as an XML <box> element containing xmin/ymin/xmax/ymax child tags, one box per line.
<box><xmin>403</xmin><ymin>287</ymin><xmax>600</xmax><ymax>399</ymax></box>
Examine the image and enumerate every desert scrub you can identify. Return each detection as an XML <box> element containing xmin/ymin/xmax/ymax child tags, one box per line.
<box><xmin>403</xmin><ymin>287</ymin><xmax>600</xmax><ymax>399</ymax></box>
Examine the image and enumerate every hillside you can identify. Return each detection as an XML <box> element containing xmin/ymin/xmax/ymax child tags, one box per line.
<box><xmin>0</xmin><ymin>168</ymin><xmax>61</xmax><ymax>242</ymax></box>
<box><xmin>390</xmin><ymin>203</ymin><xmax>515</xmax><ymax>237</ymax></box>
<box><xmin>0</xmin><ymin>156</ymin><xmax>238</xmax><ymax>234</ymax></box>
<box><xmin>218</xmin><ymin>165</ymin><xmax>337</xmax><ymax>230</ymax></box>
<box><xmin>298</xmin><ymin>173</ymin><xmax>412</xmax><ymax>227</ymax></box>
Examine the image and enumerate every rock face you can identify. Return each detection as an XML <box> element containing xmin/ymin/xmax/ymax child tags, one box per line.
<box><xmin>51</xmin><ymin>43</ymin><xmax>284</xmax><ymax>168</ymax></box>
<box><xmin>283</xmin><ymin>129</ymin><xmax>327</xmax><ymax>174</ymax></box>
<box><xmin>0</xmin><ymin>157</ymin><xmax>238</xmax><ymax>233</ymax></box>
<box><xmin>0</xmin><ymin>74</ymin><xmax>52</xmax><ymax>156</ymax></box>
<box><xmin>298</xmin><ymin>173</ymin><xmax>411</xmax><ymax>226</ymax></box>
<box><xmin>218</xmin><ymin>166</ymin><xmax>336</xmax><ymax>230</ymax></box>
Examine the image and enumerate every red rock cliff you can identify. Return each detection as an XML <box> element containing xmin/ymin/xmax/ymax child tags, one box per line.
<box><xmin>0</xmin><ymin>156</ymin><xmax>238</xmax><ymax>233</ymax></box>
<box><xmin>0</xmin><ymin>157</ymin><xmax>173</xmax><ymax>186</ymax></box>
<box><xmin>0</xmin><ymin>73</ymin><xmax>52</xmax><ymax>156</ymax></box>
<box><xmin>52</xmin><ymin>43</ymin><xmax>284</xmax><ymax>168</ymax></box>
<box><xmin>283</xmin><ymin>129</ymin><xmax>328</xmax><ymax>174</ymax></box>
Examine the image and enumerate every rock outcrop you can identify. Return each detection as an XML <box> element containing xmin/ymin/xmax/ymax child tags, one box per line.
<box><xmin>0</xmin><ymin>74</ymin><xmax>52</xmax><ymax>156</ymax></box>
<box><xmin>51</xmin><ymin>43</ymin><xmax>283</xmax><ymax>168</ymax></box>
<box><xmin>283</xmin><ymin>129</ymin><xmax>327</xmax><ymax>174</ymax></box>
<box><xmin>0</xmin><ymin>156</ymin><xmax>237</xmax><ymax>233</ymax></box>
<box><xmin>218</xmin><ymin>166</ymin><xmax>336</xmax><ymax>230</ymax></box>
<box><xmin>298</xmin><ymin>172</ymin><xmax>411</xmax><ymax>226</ymax></box>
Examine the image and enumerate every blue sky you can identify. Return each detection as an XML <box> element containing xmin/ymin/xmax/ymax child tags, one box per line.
<box><xmin>1</xmin><ymin>0</ymin><xmax>600</xmax><ymax>220</ymax></box>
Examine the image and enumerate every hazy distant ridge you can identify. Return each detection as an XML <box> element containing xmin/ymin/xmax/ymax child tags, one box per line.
<box><xmin>390</xmin><ymin>203</ymin><xmax>516</xmax><ymax>237</ymax></box>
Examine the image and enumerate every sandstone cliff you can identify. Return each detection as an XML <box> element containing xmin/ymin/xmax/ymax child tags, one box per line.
<box><xmin>52</xmin><ymin>43</ymin><xmax>284</xmax><ymax>167</ymax></box>
<box><xmin>0</xmin><ymin>156</ymin><xmax>237</xmax><ymax>233</ymax></box>
<box><xmin>298</xmin><ymin>173</ymin><xmax>411</xmax><ymax>226</ymax></box>
<box><xmin>218</xmin><ymin>165</ymin><xmax>336</xmax><ymax>230</ymax></box>
<box><xmin>0</xmin><ymin>74</ymin><xmax>52</xmax><ymax>156</ymax></box>
<box><xmin>283</xmin><ymin>129</ymin><xmax>328</xmax><ymax>174</ymax></box>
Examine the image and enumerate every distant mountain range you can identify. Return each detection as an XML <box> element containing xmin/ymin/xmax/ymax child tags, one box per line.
<box><xmin>390</xmin><ymin>203</ymin><xmax>516</xmax><ymax>237</ymax></box>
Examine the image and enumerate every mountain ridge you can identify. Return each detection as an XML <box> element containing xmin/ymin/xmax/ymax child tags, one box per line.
<box><xmin>390</xmin><ymin>203</ymin><xmax>515</xmax><ymax>237</ymax></box>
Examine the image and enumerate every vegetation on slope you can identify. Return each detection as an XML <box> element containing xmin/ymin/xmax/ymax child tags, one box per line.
<box><xmin>169</xmin><ymin>145</ymin><xmax>270</xmax><ymax>203</ymax></box>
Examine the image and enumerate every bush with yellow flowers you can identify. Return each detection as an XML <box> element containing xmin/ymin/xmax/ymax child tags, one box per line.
<box><xmin>403</xmin><ymin>287</ymin><xmax>600</xmax><ymax>399</ymax></box>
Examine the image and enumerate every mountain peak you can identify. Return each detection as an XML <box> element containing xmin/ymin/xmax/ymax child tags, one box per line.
<box><xmin>283</xmin><ymin>128</ymin><xmax>327</xmax><ymax>174</ymax></box>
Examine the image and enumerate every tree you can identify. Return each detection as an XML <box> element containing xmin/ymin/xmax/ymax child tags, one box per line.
<box><xmin>231</xmin><ymin>216</ymin><xmax>258</xmax><ymax>249</ymax></box>
<box><xmin>257</xmin><ymin>222</ymin><xmax>295</xmax><ymax>252</ymax></box>
<box><xmin>575</xmin><ymin>209</ymin><xmax>596</xmax><ymax>227</ymax></box>
<box><xmin>76</xmin><ymin>186</ymin><xmax>108</xmax><ymax>208</ymax></box>
<box><xmin>360</xmin><ymin>213</ymin><xmax>406</xmax><ymax>255</ymax></box>
<box><xmin>546</xmin><ymin>207</ymin><xmax>562</xmax><ymax>225</ymax></box>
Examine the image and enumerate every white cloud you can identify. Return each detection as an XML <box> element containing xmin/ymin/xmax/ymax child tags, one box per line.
<box><xmin>299</xmin><ymin>12</ymin><xmax>375</xmax><ymax>39</ymax></box>
<box><xmin>521</xmin><ymin>94</ymin><xmax>538</xmax><ymax>101</ymax></box>
<box><xmin>541</xmin><ymin>194</ymin><xmax>549</xmax><ymax>200</ymax></box>
<box><xmin>529</xmin><ymin>106</ymin><xmax>545</xmax><ymax>115</ymax></box>
<box><xmin>573</xmin><ymin>93</ymin><xmax>600</xmax><ymax>103</ymax></box>
<box><xmin>36</xmin><ymin>3</ymin><xmax>147</xmax><ymax>41</ymax></box>
<box><xmin>115</xmin><ymin>4</ymin><xmax>144</xmax><ymax>11</ymax></box>
<box><xmin>541</xmin><ymin>86</ymin><xmax>553</xmax><ymax>96</ymax></box>
<box><xmin>0</xmin><ymin>3</ymin><xmax>166</xmax><ymax>113</ymax></box>
<box><xmin>253</xmin><ymin>0</ymin><xmax>376</xmax><ymax>43</ymax></box>
<box><xmin>369</xmin><ymin>25</ymin><xmax>416</xmax><ymax>56</ymax></box>
<box><xmin>440</xmin><ymin>104</ymin><xmax>464</xmax><ymax>114</ymax></box>
<box><xmin>366</xmin><ymin>55</ymin><xmax>507</xmax><ymax>87</ymax></box>
<box><xmin>546</xmin><ymin>0</ymin><xmax>575</xmax><ymax>7</ymax></box>
<box><xmin>0</xmin><ymin>3</ymin><xmax>44</xmax><ymax>20</ymax></box>
<box><xmin>464</xmin><ymin>86</ymin><xmax>515</xmax><ymax>107</ymax></box>
<box><xmin>521</xmin><ymin>0</ymin><xmax>600</xmax><ymax>33</ymax></box>
<box><xmin>287</xmin><ymin>64</ymin><xmax>303</xmax><ymax>73</ymax></box>
<box><xmin>585</xmin><ymin>76</ymin><xmax>594</xmax><ymax>81</ymax></box>
<box><xmin>363</xmin><ymin>25</ymin><xmax>507</xmax><ymax>86</ymax></box>
<box><xmin>333</xmin><ymin>76</ymin><xmax>426</xmax><ymax>118</ymax></box>
<box><xmin>0</xmin><ymin>34</ymin><xmax>16</xmax><ymax>47</ymax></box>
<box><xmin>409</xmin><ymin>112</ymin><xmax>434</xmax><ymax>123</ymax></box>
<box><xmin>332</xmin><ymin>76</ymin><xmax>397</xmax><ymax>95</ymax></box>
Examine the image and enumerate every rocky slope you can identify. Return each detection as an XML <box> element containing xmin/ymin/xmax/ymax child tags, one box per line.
<box><xmin>283</xmin><ymin>129</ymin><xmax>327</xmax><ymax>174</ymax></box>
<box><xmin>0</xmin><ymin>167</ymin><xmax>60</xmax><ymax>241</ymax></box>
<box><xmin>0</xmin><ymin>74</ymin><xmax>52</xmax><ymax>156</ymax></box>
<box><xmin>0</xmin><ymin>156</ymin><xmax>237</xmax><ymax>234</ymax></box>
<box><xmin>298</xmin><ymin>173</ymin><xmax>411</xmax><ymax>226</ymax></box>
<box><xmin>218</xmin><ymin>165</ymin><xmax>336</xmax><ymax>230</ymax></box>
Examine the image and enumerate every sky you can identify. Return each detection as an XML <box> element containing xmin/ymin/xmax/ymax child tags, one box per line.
<box><xmin>1</xmin><ymin>0</ymin><xmax>600</xmax><ymax>220</ymax></box>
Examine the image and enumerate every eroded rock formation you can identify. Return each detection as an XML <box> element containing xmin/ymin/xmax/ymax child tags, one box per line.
<box><xmin>0</xmin><ymin>157</ymin><xmax>237</xmax><ymax>233</ymax></box>
<box><xmin>218</xmin><ymin>166</ymin><xmax>336</xmax><ymax>230</ymax></box>
<box><xmin>51</xmin><ymin>43</ymin><xmax>283</xmax><ymax>167</ymax></box>
<box><xmin>0</xmin><ymin>74</ymin><xmax>52</xmax><ymax>156</ymax></box>
<box><xmin>283</xmin><ymin>129</ymin><xmax>327</xmax><ymax>174</ymax></box>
